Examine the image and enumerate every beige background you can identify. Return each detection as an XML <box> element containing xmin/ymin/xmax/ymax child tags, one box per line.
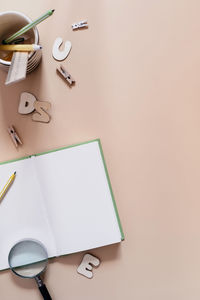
<box><xmin>0</xmin><ymin>0</ymin><xmax>200</xmax><ymax>299</ymax></box>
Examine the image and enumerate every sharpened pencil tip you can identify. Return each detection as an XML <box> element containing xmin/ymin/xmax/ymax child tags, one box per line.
<box><xmin>52</xmin><ymin>9</ymin><xmax>55</xmax><ymax>13</ymax></box>
<box><xmin>14</xmin><ymin>171</ymin><xmax>16</xmax><ymax>175</ymax></box>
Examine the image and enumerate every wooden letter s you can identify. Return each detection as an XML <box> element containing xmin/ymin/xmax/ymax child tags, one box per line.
<box><xmin>32</xmin><ymin>101</ymin><xmax>51</xmax><ymax>123</ymax></box>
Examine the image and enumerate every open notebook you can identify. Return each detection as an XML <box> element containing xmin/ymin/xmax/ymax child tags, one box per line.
<box><xmin>0</xmin><ymin>139</ymin><xmax>124</xmax><ymax>270</ymax></box>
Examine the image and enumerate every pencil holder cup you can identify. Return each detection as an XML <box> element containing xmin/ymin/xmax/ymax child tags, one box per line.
<box><xmin>0</xmin><ymin>11</ymin><xmax>42</xmax><ymax>73</ymax></box>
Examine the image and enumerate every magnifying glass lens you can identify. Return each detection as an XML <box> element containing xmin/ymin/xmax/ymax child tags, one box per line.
<box><xmin>8</xmin><ymin>240</ymin><xmax>48</xmax><ymax>278</ymax></box>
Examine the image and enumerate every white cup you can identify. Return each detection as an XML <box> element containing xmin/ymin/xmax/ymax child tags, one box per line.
<box><xmin>0</xmin><ymin>11</ymin><xmax>42</xmax><ymax>73</ymax></box>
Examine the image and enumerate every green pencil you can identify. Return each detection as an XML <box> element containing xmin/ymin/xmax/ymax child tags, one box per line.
<box><xmin>3</xmin><ymin>9</ymin><xmax>55</xmax><ymax>44</ymax></box>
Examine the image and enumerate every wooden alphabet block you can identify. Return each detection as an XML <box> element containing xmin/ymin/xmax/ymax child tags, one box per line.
<box><xmin>77</xmin><ymin>254</ymin><xmax>100</xmax><ymax>279</ymax></box>
<box><xmin>52</xmin><ymin>37</ymin><xmax>71</xmax><ymax>61</ymax></box>
<box><xmin>32</xmin><ymin>101</ymin><xmax>51</xmax><ymax>123</ymax></box>
<box><xmin>18</xmin><ymin>92</ymin><xmax>36</xmax><ymax>114</ymax></box>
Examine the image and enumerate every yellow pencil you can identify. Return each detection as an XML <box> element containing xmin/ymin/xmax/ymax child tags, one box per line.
<box><xmin>0</xmin><ymin>172</ymin><xmax>16</xmax><ymax>203</ymax></box>
<box><xmin>0</xmin><ymin>44</ymin><xmax>42</xmax><ymax>52</ymax></box>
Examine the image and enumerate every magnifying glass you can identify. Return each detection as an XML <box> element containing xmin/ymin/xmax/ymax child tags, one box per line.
<box><xmin>8</xmin><ymin>239</ymin><xmax>52</xmax><ymax>300</ymax></box>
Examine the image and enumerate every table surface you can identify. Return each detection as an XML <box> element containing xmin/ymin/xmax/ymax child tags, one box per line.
<box><xmin>1</xmin><ymin>0</ymin><xmax>200</xmax><ymax>299</ymax></box>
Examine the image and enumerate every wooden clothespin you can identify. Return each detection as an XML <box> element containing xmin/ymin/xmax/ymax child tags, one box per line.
<box><xmin>8</xmin><ymin>126</ymin><xmax>22</xmax><ymax>148</ymax></box>
<box><xmin>56</xmin><ymin>65</ymin><xmax>75</xmax><ymax>86</ymax></box>
<box><xmin>72</xmin><ymin>20</ymin><xmax>88</xmax><ymax>30</ymax></box>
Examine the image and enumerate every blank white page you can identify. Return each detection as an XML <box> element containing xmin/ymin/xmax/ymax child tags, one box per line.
<box><xmin>0</xmin><ymin>157</ymin><xmax>56</xmax><ymax>270</ymax></box>
<box><xmin>34</xmin><ymin>141</ymin><xmax>122</xmax><ymax>256</ymax></box>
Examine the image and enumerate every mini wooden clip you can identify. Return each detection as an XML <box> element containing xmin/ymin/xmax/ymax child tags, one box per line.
<box><xmin>8</xmin><ymin>126</ymin><xmax>22</xmax><ymax>148</ymax></box>
<box><xmin>72</xmin><ymin>20</ymin><xmax>88</xmax><ymax>30</ymax></box>
<box><xmin>57</xmin><ymin>65</ymin><xmax>75</xmax><ymax>85</ymax></box>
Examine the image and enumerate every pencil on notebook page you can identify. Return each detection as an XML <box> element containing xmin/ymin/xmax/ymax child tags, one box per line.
<box><xmin>0</xmin><ymin>44</ymin><xmax>42</xmax><ymax>52</ymax></box>
<box><xmin>0</xmin><ymin>172</ymin><xmax>16</xmax><ymax>203</ymax></box>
